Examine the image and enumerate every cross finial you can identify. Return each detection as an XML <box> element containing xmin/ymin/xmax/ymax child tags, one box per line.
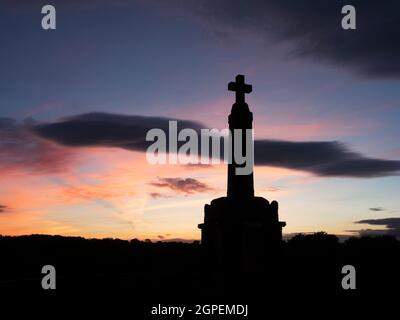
<box><xmin>228</xmin><ymin>74</ymin><xmax>252</xmax><ymax>104</ymax></box>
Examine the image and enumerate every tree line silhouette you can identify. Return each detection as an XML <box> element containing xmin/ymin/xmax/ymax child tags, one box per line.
<box><xmin>1</xmin><ymin>233</ymin><xmax>398</xmax><ymax>317</ymax></box>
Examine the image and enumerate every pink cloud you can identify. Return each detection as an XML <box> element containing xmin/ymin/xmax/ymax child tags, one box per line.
<box><xmin>0</xmin><ymin>118</ymin><xmax>77</xmax><ymax>175</ymax></box>
<box><xmin>149</xmin><ymin>177</ymin><xmax>214</xmax><ymax>196</ymax></box>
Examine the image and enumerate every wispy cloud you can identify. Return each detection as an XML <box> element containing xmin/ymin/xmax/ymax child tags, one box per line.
<box><xmin>0</xmin><ymin>205</ymin><xmax>10</xmax><ymax>213</ymax></box>
<box><xmin>0</xmin><ymin>117</ymin><xmax>76</xmax><ymax>175</ymax></box>
<box><xmin>149</xmin><ymin>177</ymin><xmax>213</xmax><ymax>196</ymax></box>
<box><xmin>149</xmin><ymin>192</ymin><xmax>161</xmax><ymax>198</ymax></box>
<box><xmin>369</xmin><ymin>207</ymin><xmax>386</xmax><ymax>212</ymax></box>
<box><xmin>63</xmin><ymin>187</ymin><xmax>121</xmax><ymax>200</ymax></box>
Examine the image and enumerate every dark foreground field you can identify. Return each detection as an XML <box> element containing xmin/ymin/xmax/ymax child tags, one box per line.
<box><xmin>0</xmin><ymin>233</ymin><xmax>398</xmax><ymax>318</ymax></box>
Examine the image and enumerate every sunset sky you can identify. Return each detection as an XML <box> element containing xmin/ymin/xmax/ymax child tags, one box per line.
<box><xmin>1</xmin><ymin>0</ymin><xmax>400</xmax><ymax>240</ymax></box>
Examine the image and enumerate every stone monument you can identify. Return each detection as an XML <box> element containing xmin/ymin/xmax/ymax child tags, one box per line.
<box><xmin>198</xmin><ymin>74</ymin><xmax>286</xmax><ymax>269</ymax></box>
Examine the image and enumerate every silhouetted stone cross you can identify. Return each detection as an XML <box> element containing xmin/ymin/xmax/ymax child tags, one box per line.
<box><xmin>228</xmin><ymin>74</ymin><xmax>252</xmax><ymax>104</ymax></box>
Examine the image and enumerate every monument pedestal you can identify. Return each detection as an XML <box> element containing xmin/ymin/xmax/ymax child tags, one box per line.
<box><xmin>198</xmin><ymin>197</ymin><xmax>286</xmax><ymax>270</ymax></box>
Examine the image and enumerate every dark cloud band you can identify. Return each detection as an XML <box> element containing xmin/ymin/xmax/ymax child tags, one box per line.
<box><xmin>352</xmin><ymin>218</ymin><xmax>400</xmax><ymax>238</ymax></box>
<box><xmin>171</xmin><ymin>0</ymin><xmax>400</xmax><ymax>78</ymax></box>
<box><xmin>31</xmin><ymin>112</ymin><xmax>400</xmax><ymax>178</ymax></box>
<box><xmin>0</xmin><ymin>205</ymin><xmax>10</xmax><ymax>213</ymax></box>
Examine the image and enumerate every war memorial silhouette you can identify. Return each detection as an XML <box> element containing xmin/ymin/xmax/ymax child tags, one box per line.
<box><xmin>198</xmin><ymin>75</ymin><xmax>286</xmax><ymax>269</ymax></box>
